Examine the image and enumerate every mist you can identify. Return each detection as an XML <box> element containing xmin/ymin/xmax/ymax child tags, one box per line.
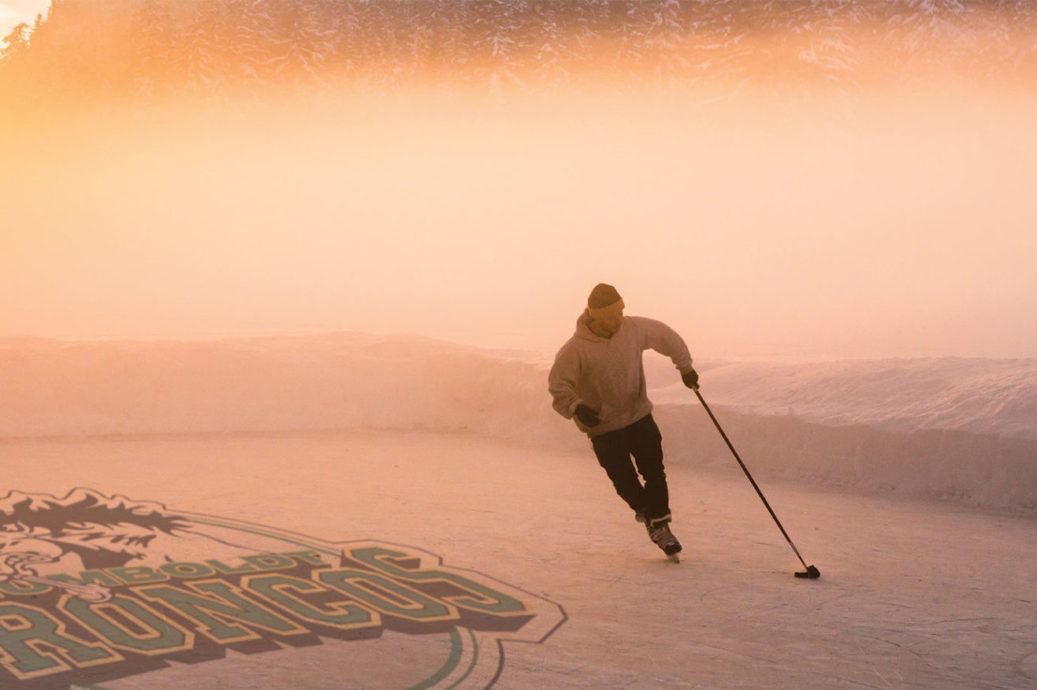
<box><xmin>1</xmin><ymin>7</ymin><xmax>1035</xmax><ymax>687</ymax></box>
<box><xmin>4</xmin><ymin>92</ymin><xmax>1033</xmax><ymax>358</ymax></box>
<box><xmin>2</xmin><ymin>3</ymin><xmax>1035</xmax><ymax>359</ymax></box>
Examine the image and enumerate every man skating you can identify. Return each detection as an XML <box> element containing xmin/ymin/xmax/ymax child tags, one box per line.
<box><xmin>548</xmin><ymin>283</ymin><xmax>699</xmax><ymax>561</ymax></box>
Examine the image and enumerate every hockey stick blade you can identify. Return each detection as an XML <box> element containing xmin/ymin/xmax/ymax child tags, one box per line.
<box><xmin>794</xmin><ymin>565</ymin><xmax>821</xmax><ymax>579</ymax></box>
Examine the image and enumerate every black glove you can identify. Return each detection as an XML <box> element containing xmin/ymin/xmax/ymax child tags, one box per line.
<box><xmin>682</xmin><ymin>368</ymin><xmax>699</xmax><ymax>389</ymax></box>
<box><xmin>574</xmin><ymin>404</ymin><xmax>601</xmax><ymax>427</ymax></box>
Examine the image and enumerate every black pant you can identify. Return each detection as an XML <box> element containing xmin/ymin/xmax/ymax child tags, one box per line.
<box><xmin>590</xmin><ymin>414</ymin><xmax>671</xmax><ymax>524</ymax></box>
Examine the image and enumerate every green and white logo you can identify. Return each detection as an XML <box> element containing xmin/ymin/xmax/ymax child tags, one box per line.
<box><xmin>0</xmin><ymin>489</ymin><xmax>566</xmax><ymax>689</ymax></box>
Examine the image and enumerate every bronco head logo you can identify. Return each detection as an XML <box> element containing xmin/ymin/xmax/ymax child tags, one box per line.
<box><xmin>0</xmin><ymin>489</ymin><xmax>253</xmax><ymax>603</ymax></box>
<box><xmin>0</xmin><ymin>488</ymin><xmax>565</xmax><ymax>689</ymax></box>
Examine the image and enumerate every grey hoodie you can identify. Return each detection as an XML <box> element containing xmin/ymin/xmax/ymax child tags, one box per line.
<box><xmin>548</xmin><ymin>313</ymin><xmax>694</xmax><ymax>437</ymax></box>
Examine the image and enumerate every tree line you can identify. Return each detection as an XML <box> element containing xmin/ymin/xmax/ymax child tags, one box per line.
<box><xmin>1</xmin><ymin>0</ymin><xmax>1034</xmax><ymax>103</ymax></box>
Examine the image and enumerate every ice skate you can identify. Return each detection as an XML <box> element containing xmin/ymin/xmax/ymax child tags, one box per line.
<box><xmin>647</xmin><ymin>520</ymin><xmax>682</xmax><ymax>563</ymax></box>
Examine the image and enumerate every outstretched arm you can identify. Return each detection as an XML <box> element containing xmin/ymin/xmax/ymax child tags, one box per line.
<box><xmin>637</xmin><ymin>317</ymin><xmax>694</xmax><ymax>375</ymax></box>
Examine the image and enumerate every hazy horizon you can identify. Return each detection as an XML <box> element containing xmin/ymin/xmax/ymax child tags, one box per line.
<box><xmin>4</xmin><ymin>88</ymin><xmax>1035</xmax><ymax>360</ymax></box>
<box><xmin>3</xmin><ymin>2</ymin><xmax>1035</xmax><ymax>360</ymax></box>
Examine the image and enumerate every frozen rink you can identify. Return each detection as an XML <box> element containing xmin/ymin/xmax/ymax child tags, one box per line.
<box><xmin>4</xmin><ymin>1</ymin><xmax>1036</xmax><ymax>687</ymax></box>
<box><xmin>3</xmin><ymin>428</ymin><xmax>1034</xmax><ymax>689</ymax></box>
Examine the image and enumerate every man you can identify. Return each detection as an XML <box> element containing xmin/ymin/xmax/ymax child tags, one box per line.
<box><xmin>548</xmin><ymin>283</ymin><xmax>699</xmax><ymax>561</ymax></box>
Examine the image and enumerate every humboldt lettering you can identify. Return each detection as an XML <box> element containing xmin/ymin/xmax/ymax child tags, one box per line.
<box><xmin>0</xmin><ymin>546</ymin><xmax>535</xmax><ymax>688</ymax></box>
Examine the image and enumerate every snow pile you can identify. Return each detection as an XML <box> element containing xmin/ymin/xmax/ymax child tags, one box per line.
<box><xmin>654</xmin><ymin>405</ymin><xmax>1037</xmax><ymax>514</ymax></box>
<box><xmin>649</xmin><ymin>357</ymin><xmax>1037</xmax><ymax>440</ymax></box>
<box><xmin>648</xmin><ymin>356</ymin><xmax>1037</xmax><ymax>511</ymax></box>
<box><xmin>1</xmin><ymin>335</ymin><xmax>1033</xmax><ymax>512</ymax></box>
<box><xmin>0</xmin><ymin>334</ymin><xmax>556</xmax><ymax>441</ymax></box>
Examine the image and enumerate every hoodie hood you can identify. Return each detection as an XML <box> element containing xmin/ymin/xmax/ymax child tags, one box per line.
<box><xmin>574</xmin><ymin>310</ymin><xmax>618</xmax><ymax>344</ymax></box>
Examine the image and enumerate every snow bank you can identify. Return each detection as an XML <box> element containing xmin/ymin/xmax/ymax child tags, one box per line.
<box><xmin>649</xmin><ymin>356</ymin><xmax>1037</xmax><ymax>512</ymax></box>
<box><xmin>1</xmin><ymin>335</ymin><xmax>1033</xmax><ymax>512</ymax></box>
<box><xmin>0</xmin><ymin>334</ymin><xmax>555</xmax><ymax>439</ymax></box>
<box><xmin>654</xmin><ymin>406</ymin><xmax>1037</xmax><ymax>514</ymax></box>
<box><xmin>650</xmin><ymin>357</ymin><xmax>1037</xmax><ymax>440</ymax></box>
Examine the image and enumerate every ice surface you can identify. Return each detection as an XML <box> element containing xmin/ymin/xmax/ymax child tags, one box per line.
<box><xmin>0</xmin><ymin>334</ymin><xmax>1034</xmax><ymax>512</ymax></box>
<box><xmin>2</xmin><ymin>431</ymin><xmax>1033</xmax><ymax>689</ymax></box>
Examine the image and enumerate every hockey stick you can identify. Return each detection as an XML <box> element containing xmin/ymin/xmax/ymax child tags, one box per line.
<box><xmin>693</xmin><ymin>387</ymin><xmax>820</xmax><ymax>579</ymax></box>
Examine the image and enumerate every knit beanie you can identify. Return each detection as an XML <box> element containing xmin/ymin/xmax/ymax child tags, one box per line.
<box><xmin>587</xmin><ymin>283</ymin><xmax>624</xmax><ymax>318</ymax></box>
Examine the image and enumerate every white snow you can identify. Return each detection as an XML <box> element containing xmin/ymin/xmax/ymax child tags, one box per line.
<box><xmin>649</xmin><ymin>357</ymin><xmax>1037</xmax><ymax>440</ymax></box>
<box><xmin>1</xmin><ymin>334</ymin><xmax>1034</xmax><ymax>513</ymax></box>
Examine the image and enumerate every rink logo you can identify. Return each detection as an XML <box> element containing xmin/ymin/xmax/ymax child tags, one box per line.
<box><xmin>0</xmin><ymin>489</ymin><xmax>565</xmax><ymax>689</ymax></box>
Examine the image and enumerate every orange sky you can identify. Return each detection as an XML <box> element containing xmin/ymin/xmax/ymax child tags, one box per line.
<box><xmin>3</xmin><ymin>84</ymin><xmax>1034</xmax><ymax>359</ymax></box>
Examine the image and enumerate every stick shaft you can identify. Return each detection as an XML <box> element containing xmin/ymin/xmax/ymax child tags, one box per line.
<box><xmin>693</xmin><ymin>388</ymin><xmax>809</xmax><ymax>570</ymax></box>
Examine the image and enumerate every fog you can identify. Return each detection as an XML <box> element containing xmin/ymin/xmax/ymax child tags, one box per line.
<box><xmin>2</xmin><ymin>2</ymin><xmax>1036</xmax><ymax>360</ymax></box>
<box><xmin>4</xmin><ymin>88</ymin><xmax>1034</xmax><ymax>359</ymax></box>
<box><xmin>2</xmin><ymin>8</ymin><xmax>1035</xmax><ymax>686</ymax></box>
